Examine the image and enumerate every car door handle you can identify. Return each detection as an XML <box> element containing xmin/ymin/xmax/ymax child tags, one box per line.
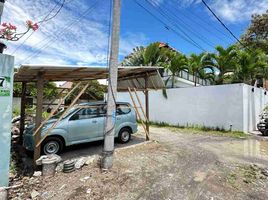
<box><xmin>117</xmin><ymin>117</ymin><xmax>121</xmax><ymax>120</ymax></box>
<box><xmin>92</xmin><ymin>120</ymin><xmax>97</xmax><ymax>123</ymax></box>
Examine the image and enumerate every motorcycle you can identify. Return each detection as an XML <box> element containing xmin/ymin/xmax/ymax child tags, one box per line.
<box><xmin>257</xmin><ymin>112</ymin><xmax>268</xmax><ymax>136</ymax></box>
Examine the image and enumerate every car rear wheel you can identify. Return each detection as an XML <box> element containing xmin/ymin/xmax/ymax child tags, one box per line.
<box><xmin>118</xmin><ymin>128</ymin><xmax>131</xmax><ymax>143</ymax></box>
<box><xmin>263</xmin><ymin>130</ymin><xmax>268</xmax><ymax>136</ymax></box>
<box><xmin>42</xmin><ymin>137</ymin><xmax>64</xmax><ymax>155</ymax></box>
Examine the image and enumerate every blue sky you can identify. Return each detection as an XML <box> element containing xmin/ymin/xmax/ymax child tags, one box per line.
<box><xmin>2</xmin><ymin>0</ymin><xmax>267</xmax><ymax>66</ymax></box>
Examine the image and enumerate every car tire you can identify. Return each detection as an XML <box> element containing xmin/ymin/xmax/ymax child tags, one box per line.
<box><xmin>42</xmin><ymin>137</ymin><xmax>64</xmax><ymax>155</ymax></box>
<box><xmin>263</xmin><ymin>130</ymin><xmax>268</xmax><ymax>136</ymax></box>
<box><xmin>118</xmin><ymin>128</ymin><xmax>131</xmax><ymax>143</ymax></box>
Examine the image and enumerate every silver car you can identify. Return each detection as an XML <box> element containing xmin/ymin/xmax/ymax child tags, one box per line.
<box><xmin>23</xmin><ymin>102</ymin><xmax>138</xmax><ymax>154</ymax></box>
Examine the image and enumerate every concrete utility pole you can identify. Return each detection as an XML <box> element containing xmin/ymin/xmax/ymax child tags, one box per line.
<box><xmin>101</xmin><ymin>0</ymin><xmax>121</xmax><ymax>170</ymax></box>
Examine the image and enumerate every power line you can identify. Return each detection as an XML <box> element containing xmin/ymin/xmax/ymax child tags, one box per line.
<box><xmin>147</xmin><ymin>0</ymin><xmax>216</xmax><ymax>48</ymax></box>
<box><xmin>37</xmin><ymin>0</ymin><xmax>66</xmax><ymax>24</ymax></box>
<box><xmin>133</xmin><ymin>0</ymin><xmax>206</xmax><ymax>51</ymax></box>
<box><xmin>11</xmin><ymin>0</ymin><xmax>66</xmax><ymax>55</ymax></box>
<box><xmin>201</xmin><ymin>0</ymin><xmax>243</xmax><ymax>46</ymax></box>
<box><xmin>169</xmin><ymin>0</ymin><xmax>233</xmax><ymax>41</ymax></box>
<box><xmin>19</xmin><ymin>0</ymin><xmax>100</xmax><ymax>64</ymax></box>
<box><xmin>165</xmin><ymin>0</ymin><xmax>233</xmax><ymax>44</ymax></box>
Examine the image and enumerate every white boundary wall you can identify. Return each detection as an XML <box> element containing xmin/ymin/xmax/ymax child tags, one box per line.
<box><xmin>117</xmin><ymin>83</ymin><xmax>268</xmax><ymax>133</ymax></box>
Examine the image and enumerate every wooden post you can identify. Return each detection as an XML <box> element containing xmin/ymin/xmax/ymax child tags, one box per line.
<box><xmin>36</xmin><ymin>83</ymin><xmax>89</xmax><ymax>147</ymax></box>
<box><xmin>32</xmin><ymin>82</ymin><xmax>82</xmax><ymax>137</ymax></box>
<box><xmin>145</xmin><ymin>75</ymin><xmax>149</xmax><ymax>141</ymax></box>
<box><xmin>128</xmin><ymin>88</ymin><xmax>149</xmax><ymax>139</ymax></box>
<box><xmin>33</xmin><ymin>72</ymin><xmax>44</xmax><ymax>163</ymax></box>
<box><xmin>19</xmin><ymin>82</ymin><xmax>27</xmax><ymax>144</ymax></box>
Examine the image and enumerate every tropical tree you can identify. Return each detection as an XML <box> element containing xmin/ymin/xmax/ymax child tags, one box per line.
<box><xmin>121</xmin><ymin>46</ymin><xmax>145</xmax><ymax>66</ymax></box>
<box><xmin>233</xmin><ymin>50</ymin><xmax>268</xmax><ymax>85</ymax></box>
<box><xmin>188</xmin><ymin>53</ymin><xmax>213</xmax><ymax>86</ymax></box>
<box><xmin>241</xmin><ymin>11</ymin><xmax>268</xmax><ymax>54</ymax></box>
<box><xmin>13</xmin><ymin>82</ymin><xmax>59</xmax><ymax>100</ymax></box>
<box><xmin>206</xmin><ymin>45</ymin><xmax>237</xmax><ymax>85</ymax></box>
<box><xmin>121</xmin><ymin>42</ymin><xmax>169</xmax><ymax>67</ymax></box>
<box><xmin>165</xmin><ymin>53</ymin><xmax>188</xmax><ymax>88</ymax></box>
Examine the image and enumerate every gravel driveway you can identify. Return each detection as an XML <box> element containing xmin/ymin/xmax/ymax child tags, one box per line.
<box><xmin>9</xmin><ymin>126</ymin><xmax>268</xmax><ymax>200</ymax></box>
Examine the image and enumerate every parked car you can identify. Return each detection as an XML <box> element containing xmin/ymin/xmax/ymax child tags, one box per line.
<box><xmin>23</xmin><ymin>102</ymin><xmax>138</xmax><ymax>155</ymax></box>
<box><xmin>257</xmin><ymin>112</ymin><xmax>268</xmax><ymax>136</ymax></box>
<box><xmin>257</xmin><ymin>119</ymin><xmax>268</xmax><ymax>136</ymax></box>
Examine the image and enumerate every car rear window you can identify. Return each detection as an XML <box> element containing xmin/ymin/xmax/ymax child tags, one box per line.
<box><xmin>116</xmin><ymin>104</ymin><xmax>131</xmax><ymax>115</ymax></box>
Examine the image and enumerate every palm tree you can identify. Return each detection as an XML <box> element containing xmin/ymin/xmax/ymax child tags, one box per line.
<box><xmin>207</xmin><ymin>45</ymin><xmax>237</xmax><ymax>85</ymax></box>
<box><xmin>233</xmin><ymin>50</ymin><xmax>268</xmax><ymax>85</ymax></box>
<box><xmin>121</xmin><ymin>46</ymin><xmax>145</xmax><ymax>66</ymax></box>
<box><xmin>165</xmin><ymin>53</ymin><xmax>188</xmax><ymax>88</ymax></box>
<box><xmin>121</xmin><ymin>42</ymin><xmax>168</xmax><ymax>67</ymax></box>
<box><xmin>188</xmin><ymin>53</ymin><xmax>213</xmax><ymax>86</ymax></box>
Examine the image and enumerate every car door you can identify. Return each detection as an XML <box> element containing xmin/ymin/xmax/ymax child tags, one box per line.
<box><xmin>68</xmin><ymin>107</ymin><xmax>101</xmax><ymax>143</ymax></box>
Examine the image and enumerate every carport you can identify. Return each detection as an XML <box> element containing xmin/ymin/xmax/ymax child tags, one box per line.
<box><xmin>14</xmin><ymin>64</ymin><xmax>164</xmax><ymax>162</ymax></box>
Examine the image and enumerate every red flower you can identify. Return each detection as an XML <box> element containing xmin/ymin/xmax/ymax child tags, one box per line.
<box><xmin>32</xmin><ymin>23</ymin><xmax>39</xmax><ymax>31</ymax></box>
<box><xmin>26</xmin><ymin>20</ymin><xmax>38</xmax><ymax>31</ymax></box>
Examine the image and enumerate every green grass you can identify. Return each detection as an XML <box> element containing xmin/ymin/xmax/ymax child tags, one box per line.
<box><xmin>143</xmin><ymin>121</ymin><xmax>247</xmax><ymax>138</ymax></box>
<box><xmin>9</xmin><ymin>158</ymin><xmax>17</xmax><ymax>175</ymax></box>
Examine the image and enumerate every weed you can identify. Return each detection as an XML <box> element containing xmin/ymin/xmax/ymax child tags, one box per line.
<box><xmin>146</xmin><ymin>121</ymin><xmax>246</xmax><ymax>138</ymax></box>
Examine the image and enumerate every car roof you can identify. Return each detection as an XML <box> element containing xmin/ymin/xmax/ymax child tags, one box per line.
<box><xmin>77</xmin><ymin>101</ymin><xmax>130</xmax><ymax>106</ymax></box>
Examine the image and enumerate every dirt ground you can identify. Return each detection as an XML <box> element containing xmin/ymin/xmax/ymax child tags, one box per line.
<box><xmin>9</xmin><ymin>126</ymin><xmax>268</xmax><ymax>200</ymax></box>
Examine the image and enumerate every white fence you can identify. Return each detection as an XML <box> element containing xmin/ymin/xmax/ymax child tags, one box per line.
<box><xmin>117</xmin><ymin>83</ymin><xmax>268</xmax><ymax>133</ymax></box>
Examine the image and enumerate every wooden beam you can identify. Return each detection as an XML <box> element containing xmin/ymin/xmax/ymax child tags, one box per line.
<box><xmin>127</xmin><ymin>87</ymin><xmax>149</xmax><ymax>140</ymax></box>
<box><xmin>133</xmin><ymin>88</ymin><xmax>148</xmax><ymax>122</ymax></box>
<box><xmin>19</xmin><ymin>82</ymin><xmax>27</xmax><ymax>145</ymax></box>
<box><xmin>32</xmin><ymin>82</ymin><xmax>82</xmax><ymax>137</ymax></box>
<box><xmin>36</xmin><ymin>83</ymin><xmax>90</xmax><ymax>147</ymax></box>
<box><xmin>145</xmin><ymin>75</ymin><xmax>150</xmax><ymax>140</ymax></box>
<box><xmin>43</xmin><ymin>88</ymin><xmax>67</xmax><ymax>112</ymax></box>
<box><xmin>33</xmin><ymin>72</ymin><xmax>44</xmax><ymax>163</ymax></box>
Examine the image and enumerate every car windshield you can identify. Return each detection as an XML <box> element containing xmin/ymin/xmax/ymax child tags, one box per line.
<box><xmin>51</xmin><ymin>107</ymin><xmax>79</xmax><ymax>119</ymax></box>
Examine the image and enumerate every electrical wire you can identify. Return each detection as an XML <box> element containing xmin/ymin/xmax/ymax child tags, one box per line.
<box><xmin>19</xmin><ymin>0</ymin><xmax>100</xmax><ymax>64</ymax></box>
<box><xmin>147</xmin><ymin>0</ymin><xmax>216</xmax><ymax>48</ymax></box>
<box><xmin>155</xmin><ymin>0</ymin><xmax>231</xmax><ymax>45</ymax></box>
<box><xmin>37</xmin><ymin>0</ymin><xmax>66</xmax><ymax>24</ymax></box>
<box><xmin>201</xmin><ymin>0</ymin><xmax>244</xmax><ymax>47</ymax></box>
<box><xmin>168</xmin><ymin>0</ymin><xmax>233</xmax><ymax>42</ymax></box>
<box><xmin>11</xmin><ymin>0</ymin><xmax>66</xmax><ymax>55</ymax></box>
<box><xmin>133</xmin><ymin>0</ymin><xmax>206</xmax><ymax>51</ymax></box>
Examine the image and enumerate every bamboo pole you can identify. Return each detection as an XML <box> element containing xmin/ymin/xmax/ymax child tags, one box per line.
<box><xmin>36</xmin><ymin>83</ymin><xmax>89</xmax><ymax>147</ymax></box>
<box><xmin>133</xmin><ymin>88</ymin><xmax>148</xmax><ymax>122</ymax></box>
<box><xmin>32</xmin><ymin>82</ymin><xmax>82</xmax><ymax>137</ymax></box>
<box><xmin>128</xmin><ymin>87</ymin><xmax>149</xmax><ymax>140</ymax></box>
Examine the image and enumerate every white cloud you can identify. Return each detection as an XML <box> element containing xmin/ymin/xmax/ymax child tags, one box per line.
<box><xmin>177</xmin><ymin>0</ymin><xmax>268</xmax><ymax>23</ymax></box>
<box><xmin>209</xmin><ymin>0</ymin><xmax>268</xmax><ymax>23</ymax></box>
<box><xmin>1</xmin><ymin>0</ymin><xmax>147</xmax><ymax>66</ymax></box>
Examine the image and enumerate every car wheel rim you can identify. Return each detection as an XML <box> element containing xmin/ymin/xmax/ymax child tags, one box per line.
<box><xmin>121</xmin><ymin>131</ymin><xmax>130</xmax><ymax>142</ymax></box>
<box><xmin>44</xmin><ymin>141</ymin><xmax>59</xmax><ymax>154</ymax></box>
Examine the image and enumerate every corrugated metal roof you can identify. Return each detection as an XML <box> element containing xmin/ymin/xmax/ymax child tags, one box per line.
<box><xmin>14</xmin><ymin>64</ymin><xmax>164</xmax><ymax>91</ymax></box>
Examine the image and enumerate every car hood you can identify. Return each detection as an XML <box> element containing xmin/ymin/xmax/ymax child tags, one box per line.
<box><xmin>25</xmin><ymin>118</ymin><xmax>60</xmax><ymax>134</ymax></box>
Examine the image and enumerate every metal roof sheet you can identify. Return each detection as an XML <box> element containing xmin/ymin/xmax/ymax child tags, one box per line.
<box><xmin>14</xmin><ymin>64</ymin><xmax>164</xmax><ymax>90</ymax></box>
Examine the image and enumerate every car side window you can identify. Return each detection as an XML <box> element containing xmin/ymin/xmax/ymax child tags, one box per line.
<box><xmin>116</xmin><ymin>104</ymin><xmax>131</xmax><ymax>115</ymax></box>
<box><xmin>70</xmin><ymin>106</ymin><xmax>103</xmax><ymax>120</ymax></box>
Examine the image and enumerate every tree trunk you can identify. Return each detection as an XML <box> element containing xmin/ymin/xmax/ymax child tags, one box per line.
<box><xmin>194</xmin><ymin>72</ymin><xmax>197</xmax><ymax>87</ymax></box>
<box><xmin>171</xmin><ymin>74</ymin><xmax>175</xmax><ymax>88</ymax></box>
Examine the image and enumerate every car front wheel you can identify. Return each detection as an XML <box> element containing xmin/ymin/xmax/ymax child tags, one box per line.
<box><xmin>42</xmin><ymin>137</ymin><xmax>63</xmax><ymax>155</ymax></box>
<box><xmin>118</xmin><ymin>128</ymin><xmax>131</xmax><ymax>143</ymax></box>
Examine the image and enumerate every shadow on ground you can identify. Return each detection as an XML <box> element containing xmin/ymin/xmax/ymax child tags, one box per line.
<box><xmin>61</xmin><ymin>134</ymin><xmax>146</xmax><ymax>160</ymax></box>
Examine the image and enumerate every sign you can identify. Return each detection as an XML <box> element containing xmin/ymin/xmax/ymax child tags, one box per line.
<box><xmin>0</xmin><ymin>76</ymin><xmax>11</xmax><ymax>96</ymax></box>
<box><xmin>0</xmin><ymin>54</ymin><xmax>14</xmax><ymax>187</ymax></box>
